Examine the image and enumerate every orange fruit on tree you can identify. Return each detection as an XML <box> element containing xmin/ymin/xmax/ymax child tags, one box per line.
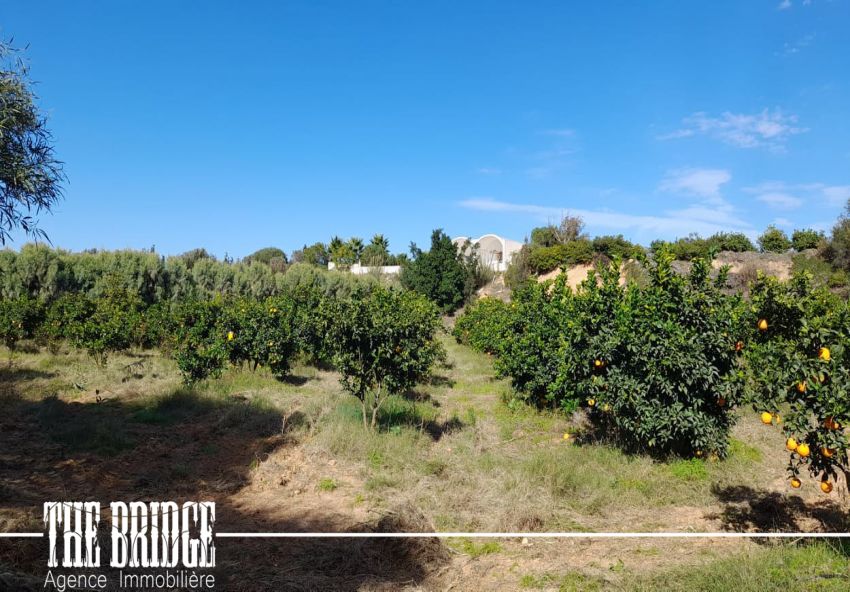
<box><xmin>758</xmin><ymin>318</ymin><xmax>768</xmax><ymax>331</ymax></box>
<box><xmin>587</xmin><ymin>398</ymin><xmax>596</xmax><ymax>407</ymax></box>
<box><xmin>796</xmin><ymin>381</ymin><xmax>807</xmax><ymax>394</ymax></box>
<box><xmin>760</xmin><ymin>411</ymin><xmax>773</xmax><ymax>425</ymax></box>
<box><xmin>786</xmin><ymin>438</ymin><xmax>798</xmax><ymax>452</ymax></box>
<box><xmin>822</xmin><ymin>447</ymin><xmax>835</xmax><ymax>458</ymax></box>
<box><xmin>818</xmin><ymin>347</ymin><xmax>831</xmax><ymax>362</ymax></box>
<box><xmin>824</xmin><ymin>417</ymin><xmax>840</xmax><ymax>430</ymax></box>
<box><xmin>797</xmin><ymin>443</ymin><xmax>811</xmax><ymax>458</ymax></box>
<box><xmin>227</xmin><ymin>330</ymin><xmax>235</xmax><ymax>341</ymax></box>
<box><xmin>790</xmin><ymin>477</ymin><xmax>802</xmax><ymax>489</ymax></box>
<box><xmin>594</xmin><ymin>359</ymin><xmax>604</xmax><ymax>369</ymax></box>
<box><xmin>821</xmin><ymin>481</ymin><xmax>833</xmax><ymax>494</ymax></box>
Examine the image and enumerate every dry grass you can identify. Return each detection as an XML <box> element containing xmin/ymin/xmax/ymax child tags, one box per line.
<box><xmin>2</xmin><ymin>338</ymin><xmax>849</xmax><ymax>590</ymax></box>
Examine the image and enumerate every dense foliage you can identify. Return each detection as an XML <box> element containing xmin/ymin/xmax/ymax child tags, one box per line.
<box><xmin>651</xmin><ymin>232</ymin><xmax>755</xmax><ymax>261</ymax></box>
<box><xmin>320</xmin><ymin>285</ymin><xmax>445</xmax><ymax>428</ymax></box>
<box><xmin>791</xmin><ymin>229</ymin><xmax>825</xmax><ymax>252</ymax></box>
<box><xmin>401</xmin><ymin>229</ymin><xmax>481</xmax><ymax>312</ymax></box>
<box><xmin>758</xmin><ymin>226</ymin><xmax>792</xmax><ymax>253</ymax></box>
<box><xmin>1</xmin><ymin>42</ymin><xmax>65</xmax><ymax>244</ymax></box>
<box><xmin>459</xmin><ymin>251</ymin><xmax>750</xmax><ymax>458</ymax></box>
<box><xmin>743</xmin><ymin>273</ymin><xmax>850</xmax><ymax>490</ymax></box>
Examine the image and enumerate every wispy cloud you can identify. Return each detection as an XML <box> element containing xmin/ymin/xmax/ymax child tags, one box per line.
<box><xmin>659</xmin><ymin>168</ymin><xmax>731</xmax><ymax>202</ymax></box>
<box><xmin>779</xmin><ymin>33</ymin><xmax>815</xmax><ymax>56</ymax></box>
<box><xmin>539</xmin><ymin>128</ymin><xmax>575</xmax><ymax>137</ymax></box>
<box><xmin>756</xmin><ymin>192</ymin><xmax>803</xmax><ymax>209</ymax></box>
<box><xmin>778</xmin><ymin>0</ymin><xmax>813</xmax><ymax>9</ymax></box>
<box><xmin>659</xmin><ymin>109</ymin><xmax>807</xmax><ymax>151</ymax></box>
<box><xmin>475</xmin><ymin>167</ymin><xmax>501</xmax><ymax>175</ymax></box>
<box><xmin>744</xmin><ymin>181</ymin><xmax>850</xmax><ymax>208</ymax></box>
<box><xmin>458</xmin><ymin>196</ymin><xmax>752</xmax><ymax>239</ymax></box>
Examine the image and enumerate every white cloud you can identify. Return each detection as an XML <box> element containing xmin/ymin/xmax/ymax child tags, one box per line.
<box><xmin>822</xmin><ymin>185</ymin><xmax>850</xmax><ymax>206</ymax></box>
<box><xmin>458</xmin><ymin>197</ymin><xmax>752</xmax><ymax>238</ymax></box>
<box><xmin>539</xmin><ymin>128</ymin><xmax>575</xmax><ymax>137</ymax></box>
<box><xmin>744</xmin><ymin>181</ymin><xmax>850</xmax><ymax>208</ymax></box>
<box><xmin>773</xmin><ymin>217</ymin><xmax>794</xmax><ymax>227</ymax></box>
<box><xmin>778</xmin><ymin>0</ymin><xmax>792</xmax><ymax>9</ymax></box>
<box><xmin>475</xmin><ymin>167</ymin><xmax>501</xmax><ymax>175</ymax></box>
<box><xmin>659</xmin><ymin>168</ymin><xmax>731</xmax><ymax>201</ymax></box>
<box><xmin>659</xmin><ymin>109</ymin><xmax>807</xmax><ymax>151</ymax></box>
<box><xmin>779</xmin><ymin>34</ymin><xmax>815</xmax><ymax>56</ymax></box>
<box><xmin>756</xmin><ymin>192</ymin><xmax>803</xmax><ymax>209</ymax></box>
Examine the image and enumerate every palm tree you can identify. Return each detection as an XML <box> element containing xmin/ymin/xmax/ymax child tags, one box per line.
<box><xmin>370</xmin><ymin>234</ymin><xmax>389</xmax><ymax>252</ymax></box>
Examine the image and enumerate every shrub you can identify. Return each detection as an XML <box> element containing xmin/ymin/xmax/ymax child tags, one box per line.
<box><xmin>527</xmin><ymin>240</ymin><xmax>594</xmax><ymax>274</ymax></box>
<box><xmin>321</xmin><ymin>286</ymin><xmax>444</xmax><ymax>429</ymax></box>
<box><xmin>223</xmin><ymin>296</ymin><xmax>298</xmax><ymax>379</ymax></box>
<box><xmin>581</xmin><ymin>252</ymin><xmax>745</xmax><ymax>457</ymax></box>
<box><xmin>791</xmin><ymin>228</ymin><xmax>825</xmax><ymax>252</ymax></box>
<box><xmin>708</xmin><ymin>232</ymin><xmax>756</xmax><ymax>253</ymax></box>
<box><xmin>171</xmin><ymin>299</ymin><xmax>229</xmax><ymax>384</ymax></box>
<box><xmin>401</xmin><ymin>229</ymin><xmax>474</xmax><ymax>312</ymax></box>
<box><xmin>36</xmin><ymin>293</ymin><xmax>94</xmax><ymax>351</ymax></box>
<box><xmin>480</xmin><ymin>251</ymin><xmax>745</xmax><ymax>457</ymax></box>
<box><xmin>744</xmin><ymin>273</ymin><xmax>850</xmax><ymax>488</ymax></box>
<box><xmin>68</xmin><ymin>284</ymin><xmax>143</xmax><ymax>367</ymax></box>
<box><xmin>591</xmin><ymin>235</ymin><xmax>642</xmax><ymax>260</ymax></box>
<box><xmin>452</xmin><ymin>298</ymin><xmax>512</xmax><ymax>354</ymax></box>
<box><xmin>758</xmin><ymin>226</ymin><xmax>792</xmax><ymax>253</ymax></box>
<box><xmin>0</xmin><ymin>296</ymin><xmax>43</xmax><ymax>351</ymax></box>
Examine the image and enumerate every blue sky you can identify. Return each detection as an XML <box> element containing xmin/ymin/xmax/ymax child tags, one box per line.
<box><xmin>3</xmin><ymin>0</ymin><xmax>850</xmax><ymax>258</ymax></box>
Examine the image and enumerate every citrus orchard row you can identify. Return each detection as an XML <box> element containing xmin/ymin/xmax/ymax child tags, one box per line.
<box><xmin>454</xmin><ymin>249</ymin><xmax>850</xmax><ymax>492</ymax></box>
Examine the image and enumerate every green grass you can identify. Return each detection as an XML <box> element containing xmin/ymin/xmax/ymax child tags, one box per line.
<box><xmin>624</xmin><ymin>541</ymin><xmax>850</xmax><ymax>591</ymax></box>
<box><xmin>318</xmin><ymin>478</ymin><xmax>338</xmax><ymax>491</ymax></box>
<box><xmin>448</xmin><ymin>538</ymin><xmax>502</xmax><ymax>558</ymax></box>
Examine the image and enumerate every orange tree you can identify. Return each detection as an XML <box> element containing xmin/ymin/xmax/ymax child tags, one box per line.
<box><xmin>171</xmin><ymin>298</ymin><xmax>229</xmax><ymax>384</ymax></box>
<box><xmin>0</xmin><ymin>296</ymin><xmax>43</xmax><ymax>353</ymax></box>
<box><xmin>452</xmin><ymin>297</ymin><xmax>512</xmax><ymax>355</ymax></box>
<box><xmin>222</xmin><ymin>296</ymin><xmax>298</xmax><ymax>379</ymax></box>
<box><xmin>457</xmin><ymin>249</ymin><xmax>746</xmax><ymax>457</ymax></box>
<box><xmin>743</xmin><ymin>272</ymin><xmax>850</xmax><ymax>491</ymax></box>
<box><xmin>320</xmin><ymin>285</ymin><xmax>444</xmax><ymax>429</ymax></box>
<box><xmin>567</xmin><ymin>252</ymin><xmax>745</xmax><ymax>457</ymax></box>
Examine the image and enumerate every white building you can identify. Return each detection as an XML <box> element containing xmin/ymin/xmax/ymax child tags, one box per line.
<box><xmin>327</xmin><ymin>262</ymin><xmax>401</xmax><ymax>275</ymax></box>
<box><xmin>452</xmin><ymin>234</ymin><xmax>523</xmax><ymax>272</ymax></box>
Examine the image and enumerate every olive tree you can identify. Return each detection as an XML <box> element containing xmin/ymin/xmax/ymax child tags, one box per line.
<box><xmin>1</xmin><ymin>42</ymin><xmax>65</xmax><ymax>244</ymax></box>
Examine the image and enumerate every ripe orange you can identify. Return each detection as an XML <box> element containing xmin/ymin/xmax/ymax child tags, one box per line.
<box><xmin>796</xmin><ymin>381</ymin><xmax>807</xmax><ymax>394</ymax></box>
<box><xmin>227</xmin><ymin>331</ymin><xmax>235</xmax><ymax>341</ymax></box>
<box><xmin>758</xmin><ymin>318</ymin><xmax>768</xmax><ymax>331</ymax></box>
<box><xmin>797</xmin><ymin>443</ymin><xmax>811</xmax><ymax>458</ymax></box>
<box><xmin>594</xmin><ymin>359</ymin><xmax>604</xmax><ymax>369</ymax></box>
<box><xmin>822</xmin><ymin>447</ymin><xmax>835</xmax><ymax>458</ymax></box>
<box><xmin>786</xmin><ymin>438</ymin><xmax>798</xmax><ymax>452</ymax></box>
<box><xmin>790</xmin><ymin>477</ymin><xmax>802</xmax><ymax>489</ymax></box>
<box><xmin>824</xmin><ymin>417</ymin><xmax>840</xmax><ymax>430</ymax></box>
<box><xmin>695</xmin><ymin>450</ymin><xmax>703</xmax><ymax>458</ymax></box>
<box><xmin>818</xmin><ymin>347</ymin><xmax>831</xmax><ymax>362</ymax></box>
<box><xmin>821</xmin><ymin>481</ymin><xmax>833</xmax><ymax>494</ymax></box>
<box><xmin>587</xmin><ymin>398</ymin><xmax>596</xmax><ymax>407</ymax></box>
<box><xmin>760</xmin><ymin>411</ymin><xmax>773</xmax><ymax>425</ymax></box>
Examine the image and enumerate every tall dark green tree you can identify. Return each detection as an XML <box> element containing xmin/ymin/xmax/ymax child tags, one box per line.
<box><xmin>401</xmin><ymin>229</ymin><xmax>470</xmax><ymax>312</ymax></box>
<box><xmin>1</xmin><ymin>42</ymin><xmax>65</xmax><ymax>244</ymax></box>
